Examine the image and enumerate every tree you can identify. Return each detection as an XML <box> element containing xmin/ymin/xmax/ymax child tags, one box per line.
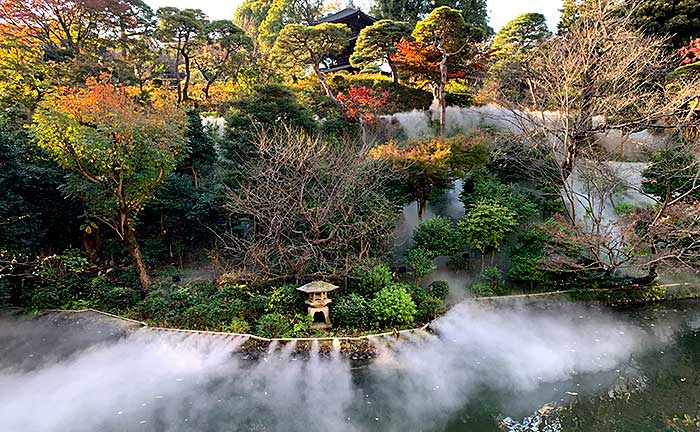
<box><xmin>630</xmin><ymin>0</ymin><xmax>700</xmax><ymax>48</ymax></box>
<box><xmin>194</xmin><ymin>20</ymin><xmax>251</xmax><ymax>100</ymax></box>
<box><xmin>459</xmin><ymin>199</ymin><xmax>516</xmax><ymax>269</ymax></box>
<box><xmin>557</xmin><ymin>0</ymin><xmax>583</xmax><ymax>34</ymax></box>
<box><xmin>430</xmin><ymin>0</ymin><xmax>491</xmax><ymax>37</ymax></box>
<box><xmin>30</xmin><ymin>81</ymin><xmax>187</xmax><ymax>293</ymax></box>
<box><xmin>412</xmin><ymin>216</ymin><xmax>464</xmax><ymax>257</ymax></box>
<box><xmin>491</xmin><ymin>13</ymin><xmax>550</xmax><ymax>61</ymax></box>
<box><xmin>180</xmin><ymin>109</ymin><xmax>217</xmax><ymax>188</ymax></box>
<box><xmin>337</xmin><ymin>85</ymin><xmax>389</xmax><ymax>143</ymax></box>
<box><xmin>0</xmin><ymin>24</ymin><xmax>56</xmax><ymax>116</ymax></box>
<box><xmin>222</xmin><ymin>127</ymin><xmax>398</xmax><ymax>281</ymax></box>
<box><xmin>371</xmin><ymin>0</ymin><xmax>424</xmax><ymax>26</ymax></box>
<box><xmin>257</xmin><ymin>0</ymin><xmax>324</xmax><ymax>52</ymax></box>
<box><xmin>156</xmin><ymin>7</ymin><xmax>208</xmax><ymax>103</ymax></box>
<box><xmin>411</xmin><ymin>6</ymin><xmax>486</xmax><ymax>137</ymax></box>
<box><xmin>234</xmin><ymin>0</ymin><xmax>275</xmax><ymax>51</ymax></box>
<box><xmin>350</xmin><ymin>19</ymin><xmax>412</xmax><ymax>84</ymax></box>
<box><xmin>271</xmin><ymin>23</ymin><xmax>349</xmax><ymax>103</ymax></box>
<box><xmin>0</xmin><ymin>0</ymin><xmax>120</xmax><ymax>60</ymax></box>
<box><xmin>678</xmin><ymin>38</ymin><xmax>700</xmax><ymax>68</ymax></box>
<box><xmin>222</xmin><ymin>83</ymin><xmax>317</xmax><ymax>174</ymax></box>
<box><xmin>370</xmin><ymin>134</ymin><xmax>488</xmax><ymax>219</ymax></box>
<box><xmin>495</xmin><ymin>0</ymin><xmax>668</xmax><ymax>220</ymax></box>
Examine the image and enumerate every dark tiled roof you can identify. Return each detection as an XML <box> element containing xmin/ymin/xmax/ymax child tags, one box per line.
<box><xmin>313</xmin><ymin>7</ymin><xmax>376</xmax><ymax>25</ymax></box>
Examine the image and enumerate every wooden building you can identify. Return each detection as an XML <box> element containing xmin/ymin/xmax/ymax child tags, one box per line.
<box><xmin>314</xmin><ymin>7</ymin><xmax>377</xmax><ymax>72</ymax></box>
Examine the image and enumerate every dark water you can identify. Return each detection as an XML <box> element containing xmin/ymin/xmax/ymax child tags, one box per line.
<box><xmin>1</xmin><ymin>301</ymin><xmax>699</xmax><ymax>432</ymax></box>
<box><xmin>440</xmin><ymin>302</ymin><xmax>700</xmax><ymax>431</ymax></box>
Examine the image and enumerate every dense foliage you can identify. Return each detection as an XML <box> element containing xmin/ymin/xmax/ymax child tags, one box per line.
<box><xmin>2</xmin><ymin>0</ymin><xmax>699</xmax><ymax>338</ymax></box>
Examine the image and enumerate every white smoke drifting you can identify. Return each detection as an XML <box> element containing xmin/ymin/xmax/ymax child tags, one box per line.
<box><xmin>0</xmin><ymin>302</ymin><xmax>678</xmax><ymax>432</ymax></box>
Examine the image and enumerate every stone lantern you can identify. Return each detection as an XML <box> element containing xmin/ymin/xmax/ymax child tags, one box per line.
<box><xmin>296</xmin><ymin>281</ymin><xmax>338</xmax><ymax>328</ymax></box>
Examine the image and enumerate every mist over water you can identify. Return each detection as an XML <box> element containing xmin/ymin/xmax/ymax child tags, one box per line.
<box><xmin>1</xmin><ymin>300</ymin><xmax>686</xmax><ymax>432</ymax></box>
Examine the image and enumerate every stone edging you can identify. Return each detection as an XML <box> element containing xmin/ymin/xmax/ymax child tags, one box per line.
<box><xmin>38</xmin><ymin>282</ymin><xmax>700</xmax><ymax>344</ymax></box>
<box><xmin>46</xmin><ymin>308</ymin><xmax>430</xmax><ymax>343</ymax></box>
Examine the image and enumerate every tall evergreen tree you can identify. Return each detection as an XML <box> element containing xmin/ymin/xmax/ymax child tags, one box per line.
<box><xmin>371</xmin><ymin>0</ymin><xmax>424</xmax><ymax>25</ymax></box>
<box><xmin>557</xmin><ymin>0</ymin><xmax>581</xmax><ymax>34</ymax></box>
<box><xmin>630</xmin><ymin>0</ymin><xmax>700</xmax><ymax>48</ymax></box>
<box><xmin>431</xmin><ymin>0</ymin><xmax>492</xmax><ymax>37</ymax></box>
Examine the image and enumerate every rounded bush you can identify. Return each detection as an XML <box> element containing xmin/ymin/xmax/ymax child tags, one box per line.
<box><xmin>408</xmin><ymin>284</ymin><xmax>446</xmax><ymax>323</ymax></box>
<box><xmin>406</xmin><ymin>248</ymin><xmax>436</xmax><ymax>283</ymax></box>
<box><xmin>429</xmin><ymin>280</ymin><xmax>449</xmax><ymax>300</ymax></box>
<box><xmin>255</xmin><ymin>313</ymin><xmax>291</xmax><ymax>338</ymax></box>
<box><xmin>226</xmin><ymin>317</ymin><xmax>251</xmax><ymax>334</ymax></box>
<box><xmin>246</xmin><ymin>294</ymin><xmax>270</xmax><ymax>321</ymax></box>
<box><xmin>333</xmin><ymin>294</ymin><xmax>370</xmax><ymax>328</ymax></box>
<box><xmin>267</xmin><ymin>284</ymin><xmax>305</xmax><ymax>315</ymax></box>
<box><xmin>354</xmin><ymin>262</ymin><xmax>392</xmax><ymax>297</ymax></box>
<box><xmin>370</xmin><ymin>284</ymin><xmax>417</xmax><ymax>327</ymax></box>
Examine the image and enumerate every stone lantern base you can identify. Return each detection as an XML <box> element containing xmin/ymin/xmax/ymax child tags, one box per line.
<box><xmin>308</xmin><ymin>305</ymin><xmax>330</xmax><ymax>328</ymax></box>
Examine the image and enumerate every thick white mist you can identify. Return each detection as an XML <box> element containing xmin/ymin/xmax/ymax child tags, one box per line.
<box><xmin>0</xmin><ymin>301</ymin><xmax>674</xmax><ymax>432</ymax></box>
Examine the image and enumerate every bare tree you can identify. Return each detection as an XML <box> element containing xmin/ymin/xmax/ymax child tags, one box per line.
<box><xmin>221</xmin><ymin>127</ymin><xmax>399</xmax><ymax>283</ymax></box>
<box><xmin>495</xmin><ymin>0</ymin><xmax>669</xmax><ymax>222</ymax></box>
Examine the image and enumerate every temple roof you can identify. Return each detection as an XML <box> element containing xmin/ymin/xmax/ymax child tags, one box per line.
<box><xmin>296</xmin><ymin>281</ymin><xmax>339</xmax><ymax>293</ymax></box>
<box><xmin>313</xmin><ymin>7</ymin><xmax>376</xmax><ymax>25</ymax></box>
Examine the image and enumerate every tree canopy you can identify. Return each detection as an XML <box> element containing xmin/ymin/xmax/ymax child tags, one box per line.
<box><xmin>491</xmin><ymin>13</ymin><xmax>551</xmax><ymax>59</ymax></box>
<box><xmin>30</xmin><ymin>81</ymin><xmax>187</xmax><ymax>292</ymax></box>
<box><xmin>630</xmin><ymin>0</ymin><xmax>700</xmax><ymax>48</ymax></box>
<box><xmin>271</xmin><ymin>23</ymin><xmax>349</xmax><ymax>102</ymax></box>
<box><xmin>350</xmin><ymin>19</ymin><xmax>412</xmax><ymax>84</ymax></box>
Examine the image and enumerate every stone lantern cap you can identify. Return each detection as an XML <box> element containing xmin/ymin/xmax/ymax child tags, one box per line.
<box><xmin>296</xmin><ymin>281</ymin><xmax>339</xmax><ymax>293</ymax></box>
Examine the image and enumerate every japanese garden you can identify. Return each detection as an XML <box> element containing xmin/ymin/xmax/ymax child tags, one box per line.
<box><xmin>2</xmin><ymin>0</ymin><xmax>700</xmax><ymax>430</ymax></box>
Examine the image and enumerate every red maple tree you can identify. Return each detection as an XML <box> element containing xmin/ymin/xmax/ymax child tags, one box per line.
<box><xmin>337</xmin><ymin>85</ymin><xmax>390</xmax><ymax>123</ymax></box>
<box><xmin>679</xmin><ymin>38</ymin><xmax>700</xmax><ymax>66</ymax></box>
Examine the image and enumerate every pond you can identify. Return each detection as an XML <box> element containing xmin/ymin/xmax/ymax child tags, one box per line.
<box><xmin>1</xmin><ymin>299</ymin><xmax>699</xmax><ymax>432</ymax></box>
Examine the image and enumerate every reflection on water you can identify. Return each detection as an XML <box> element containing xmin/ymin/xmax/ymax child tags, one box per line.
<box><xmin>1</xmin><ymin>300</ymin><xmax>699</xmax><ymax>432</ymax></box>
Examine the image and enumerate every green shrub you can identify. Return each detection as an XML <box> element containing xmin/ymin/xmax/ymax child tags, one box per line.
<box><xmin>255</xmin><ymin>312</ymin><xmax>292</xmax><ymax>338</ymax></box>
<box><xmin>136</xmin><ymin>280</ymin><xmax>247</xmax><ymax>330</ymax></box>
<box><xmin>429</xmin><ymin>280</ymin><xmax>450</xmax><ymax>300</ymax></box>
<box><xmin>140</xmin><ymin>238</ymin><xmax>168</xmax><ymax>264</ymax></box>
<box><xmin>87</xmin><ymin>272</ymin><xmax>140</xmax><ymax>312</ymax></box>
<box><xmin>178</xmin><ymin>303</ymin><xmax>223</xmax><ymax>329</ymax></box>
<box><xmin>289</xmin><ymin>313</ymin><xmax>314</xmax><ymax>337</ymax></box>
<box><xmin>225</xmin><ymin>317</ymin><xmax>251</xmax><ymax>334</ymax></box>
<box><xmin>370</xmin><ymin>284</ymin><xmax>417</xmax><ymax>327</ymax></box>
<box><xmin>406</xmin><ymin>248</ymin><xmax>436</xmax><ymax>283</ymax></box>
<box><xmin>412</xmin><ymin>216</ymin><xmax>464</xmax><ymax>257</ymax></box>
<box><xmin>508</xmin><ymin>227</ymin><xmax>548</xmax><ymax>286</ymax></box>
<box><xmin>408</xmin><ymin>284</ymin><xmax>445</xmax><ymax>323</ymax></box>
<box><xmin>333</xmin><ymin>294</ymin><xmax>370</xmax><ymax>328</ymax></box>
<box><xmin>246</xmin><ymin>293</ymin><xmax>270</xmax><ymax>321</ymax></box>
<box><xmin>267</xmin><ymin>284</ymin><xmax>306</xmax><ymax>315</ymax></box>
<box><xmin>470</xmin><ymin>281</ymin><xmax>495</xmax><ymax>297</ymax></box>
<box><xmin>481</xmin><ymin>266</ymin><xmax>503</xmax><ymax>289</ymax></box>
<box><xmin>354</xmin><ymin>262</ymin><xmax>392</xmax><ymax>296</ymax></box>
<box><xmin>21</xmin><ymin>249</ymin><xmax>92</xmax><ymax>310</ymax></box>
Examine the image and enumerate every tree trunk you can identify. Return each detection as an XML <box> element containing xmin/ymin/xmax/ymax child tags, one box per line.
<box><xmin>191</xmin><ymin>165</ymin><xmax>199</xmax><ymax>189</ymax></box>
<box><xmin>203</xmin><ymin>80</ymin><xmax>213</xmax><ymax>100</ymax></box>
<box><xmin>182</xmin><ymin>52</ymin><xmax>191</xmax><ymax>102</ymax></box>
<box><xmin>124</xmin><ymin>224</ymin><xmax>151</xmax><ymax>294</ymax></box>
<box><xmin>175</xmin><ymin>40</ymin><xmax>183</xmax><ymax>104</ymax></box>
<box><xmin>314</xmin><ymin>64</ymin><xmax>338</xmax><ymax>105</ymax></box>
<box><xmin>418</xmin><ymin>194</ymin><xmax>427</xmax><ymax>220</ymax></box>
<box><xmin>490</xmin><ymin>249</ymin><xmax>495</xmax><ymax>266</ymax></box>
<box><xmin>388</xmin><ymin>59</ymin><xmax>399</xmax><ymax>85</ymax></box>
<box><xmin>439</xmin><ymin>53</ymin><xmax>448</xmax><ymax>138</ymax></box>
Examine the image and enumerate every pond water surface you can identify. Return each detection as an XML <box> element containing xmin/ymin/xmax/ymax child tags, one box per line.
<box><xmin>1</xmin><ymin>299</ymin><xmax>699</xmax><ymax>432</ymax></box>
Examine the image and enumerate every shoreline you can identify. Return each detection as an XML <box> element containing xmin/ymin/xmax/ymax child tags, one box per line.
<box><xmin>10</xmin><ymin>281</ymin><xmax>699</xmax><ymax>359</ymax></box>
